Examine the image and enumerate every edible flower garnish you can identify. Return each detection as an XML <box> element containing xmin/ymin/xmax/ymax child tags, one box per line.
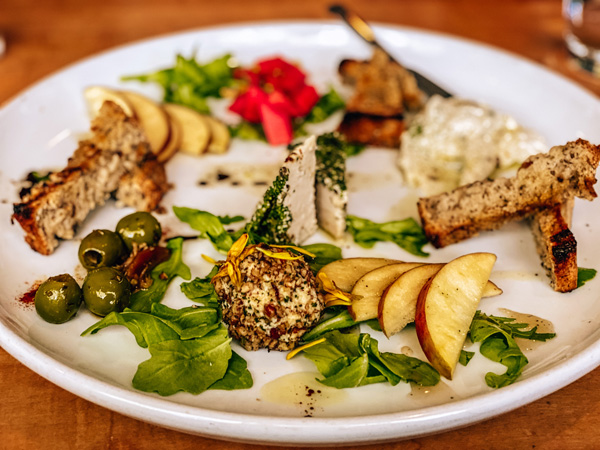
<box><xmin>317</xmin><ymin>272</ymin><xmax>362</xmax><ymax>307</ymax></box>
<box><xmin>211</xmin><ymin>233</ymin><xmax>254</xmax><ymax>288</ymax></box>
<box><xmin>211</xmin><ymin>235</ymin><xmax>317</xmax><ymax>287</ymax></box>
<box><xmin>229</xmin><ymin>57</ymin><xmax>320</xmax><ymax>146</ymax></box>
<box><xmin>286</xmin><ymin>337</ymin><xmax>326</xmax><ymax>360</ymax></box>
<box><xmin>256</xmin><ymin>244</ymin><xmax>316</xmax><ymax>261</ymax></box>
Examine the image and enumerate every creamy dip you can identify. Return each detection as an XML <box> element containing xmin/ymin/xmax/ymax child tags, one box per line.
<box><xmin>397</xmin><ymin>95</ymin><xmax>547</xmax><ymax>195</ymax></box>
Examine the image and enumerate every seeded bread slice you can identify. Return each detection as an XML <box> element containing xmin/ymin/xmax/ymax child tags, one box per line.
<box><xmin>12</xmin><ymin>101</ymin><xmax>165</xmax><ymax>255</ymax></box>
<box><xmin>417</xmin><ymin>139</ymin><xmax>600</xmax><ymax>248</ymax></box>
<box><xmin>529</xmin><ymin>200</ymin><xmax>577</xmax><ymax>292</ymax></box>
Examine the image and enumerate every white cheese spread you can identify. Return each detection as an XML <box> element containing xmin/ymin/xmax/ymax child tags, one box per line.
<box><xmin>397</xmin><ymin>95</ymin><xmax>546</xmax><ymax>195</ymax></box>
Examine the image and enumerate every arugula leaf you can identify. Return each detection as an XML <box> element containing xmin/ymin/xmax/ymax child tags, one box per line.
<box><xmin>209</xmin><ymin>351</ymin><xmax>253</xmax><ymax>390</ymax></box>
<box><xmin>459</xmin><ymin>350</ymin><xmax>475</xmax><ymax>366</ymax></box>
<box><xmin>577</xmin><ymin>267</ymin><xmax>597</xmax><ymax>288</ymax></box>
<box><xmin>128</xmin><ymin>238</ymin><xmax>191</xmax><ymax>313</ymax></box>
<box><xmin>122</xmin><ymin>54</ymin><xmax>235</xmax><ymax>114</ymax></box>
<box><xmin>80</xmin><ymin>310</ymin><xmax>180</xmax><ymax>348</ymax></box>
<box><xmin>180</xmin><ymin>266</ymin><xmax>220</xmax><ymax>307</ymax></box>
<box><xmin>300</xmin><ymin>330</ymin><xmax>439</xmax><ymax>389</ymax></box>
<box><xmin>301</xmin><ymin>243</ymin><xmax>342</xmax><ymax>273</ymax></box>
<box><xmin>302</xmin><ymin>88</ymin><xmax>345</xmax><ymax>125</ymax></box>
<box><xmin>229</xmin><ymin>121</ymin><xmax>266</xmax><ymax>141</ymax></box>
<box><xmin>149</xmin><ymin>303</ymin><xmax>219</xmax><ymax>340</ymax></box>
<box><xmin>345</xmin><ymin>215</ymin><xmax>429</xmax><ymax>257</ymax></box>
<box><xmin>301</xmin><ymin>309</ymin><xmax>359</xmax><ymax>342</ymax></box>
<box><xmin>132</xmin><ymin>327</ymin><xmax>232</xmax><ymax>396</ymax></box>
<box><xmin>469</xmin><ymin>311</ymin><xmax>555</xmax><ymax>388</ymax></box>
<box><xmin>173</xmin><ymin>206</ymin><xmax>234</xmax><ymax>252</ymax></box>
<box><xmin>218</xmin><ymin>214</ymin><xmax>245</xmax><ymax>225</ymax></box>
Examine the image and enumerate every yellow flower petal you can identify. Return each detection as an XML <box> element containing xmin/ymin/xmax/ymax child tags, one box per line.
<box><xmin>201</xmin><ymin>254</ymin><xmax>218</xmax><ymax>264</ymax></box>
<box><xmin>317</xmin><ymin>272</ymin><xmax>362</xmax><ymax>304</ymax></box>
<box><xmin>270</xmin><ymin>244</ymin><xmax>316</xmax><ymax>258</ymax></box>
<box><xmin>256</xmin><ymin>247</ymin><xmax>304</xmax><ymax>260</ymax></box>
<box><xmin>286</xmin><ymin>338</ymin><xmax>327</xmax><ymax>360</ymax></box>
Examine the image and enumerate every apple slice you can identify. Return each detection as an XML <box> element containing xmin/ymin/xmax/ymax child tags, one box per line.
<box><xmin>317</xmin><ymin>257</ymin><xmax>401</xmax><ymax>293</ymax></box>
<box><xmin>84</xmin><ymin>86</ymin><xmax>135</xmax><ymax>117</ymax></box>
<box><xmin>415</xmin><ymin>252</ymin><xmax>497</xmax><ymax>379</ymax></box>
<box><xmin>163</xmin><ymin>103</ymin><xmax>211</xmax><ymax>155</ymax></box>
<box><xmin>156</xmin><ymin>111</ymin><xmax>182</xmax><ymax>163</ymax></box>
<box><xmin>205</xmin><ymin>116</ymin><xmax>231</xmax><ymax>154</ymax></box>
<box><xmin>379</xmin><ymin>264</ymin><xmax>503</xmax><ymax>338</ymax></box>
<box><xmin>349</xmin><ymin>262</ymin><xmax>424</xmax><ymax>322</ymax></box>
<box><xmin>120</xmin><ymin>91</ymin><xmax>171</xmax><ymax>154</ymax></box>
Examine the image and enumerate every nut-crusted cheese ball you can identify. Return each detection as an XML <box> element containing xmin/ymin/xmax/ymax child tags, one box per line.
<box><xmin>213</xmin><ymin>247</ymin><xmax>324</xmax><ymax>351</ymax></box>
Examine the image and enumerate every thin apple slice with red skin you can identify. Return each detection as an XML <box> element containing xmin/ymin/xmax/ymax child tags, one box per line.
<box><xmin>415</xmin><ymin>252</ymin><xmax>497</xmax><ymax>380</ymax></box>
<box><xmin>379</xmin><ymin>264</ymin><xmax>503</xmax><ymax>338</ymax></box>
<box><xmin>349</xmin><ymin>262</ymin><xmax>424</xmax><ymax>322</ymax></box>
<box><xmin>317</xmin><ymin>257</ymin><xmax>402</xmax><ymax>293</ymax></box>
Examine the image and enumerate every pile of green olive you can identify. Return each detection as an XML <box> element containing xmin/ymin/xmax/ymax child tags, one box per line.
<box><xmin>34</xmin><ymin>211</ymin><xmax>162</xmax><ymax>324</ymax></box>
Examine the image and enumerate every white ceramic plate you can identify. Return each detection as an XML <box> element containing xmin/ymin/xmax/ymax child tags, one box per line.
<box><xmin>1</xmin><ymin>22</ymin><xmax>600</xmax><ymax>446</ymax></box>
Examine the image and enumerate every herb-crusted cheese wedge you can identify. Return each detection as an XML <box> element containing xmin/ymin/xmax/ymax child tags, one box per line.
<box><xmin>246</xmin><ymin>135</ymin><xmax>318</xmax><ymax>244</ymax></box>
<box><xmin>315</xmin><ymin>134</ymin><xmax>348</xmax><ymax>239</ymax></box>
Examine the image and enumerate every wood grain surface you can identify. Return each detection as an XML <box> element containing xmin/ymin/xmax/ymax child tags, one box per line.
<box><xmin>1</xmin><ymin>1</ymin><xmax>599</xmax><ymax>449</ymax></box>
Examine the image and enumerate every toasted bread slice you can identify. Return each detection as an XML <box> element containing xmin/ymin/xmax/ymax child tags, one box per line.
<box><xmin>12</xmin><ymin>101</ymin><xmax>166</xmax><ymax>255</ymax></box>
<box><xmin>417</xmin><ymin>139</ymin><xmax>600</xmax><ymax>248</ymax></box>
<box><xmin>529</xmin><ymin>200</ymin><xmax>577</xmax><ymax>292</ymax></box>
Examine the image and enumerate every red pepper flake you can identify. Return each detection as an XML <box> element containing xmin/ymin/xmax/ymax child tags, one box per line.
<box><xmin>18</xmin><ymin>282</ymin><xmax>41</xmax><ymax>307</ymax></box>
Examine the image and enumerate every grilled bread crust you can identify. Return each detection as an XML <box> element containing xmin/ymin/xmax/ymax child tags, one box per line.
<box><xmin>12</xmin><ymin>101</ymin><xmax>167</xmax><ymax>255</ymax></box>
<box><xmin>417</xmin><ymin>139</ymin><xmax>600</xmax><ymax>248</ymax></box>
<box><xmin>529</xmin><ymin>201</ymin><xmax>577</xmax><ymax>292</ymax></box>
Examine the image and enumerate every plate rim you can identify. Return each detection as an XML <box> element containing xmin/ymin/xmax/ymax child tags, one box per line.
<box><xmin>1</xmin><ymin>20</ymin><xmax>600</xmax><ymax>445</ymax></box>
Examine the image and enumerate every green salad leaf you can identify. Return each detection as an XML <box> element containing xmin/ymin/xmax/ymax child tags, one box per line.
<box><xmin>345</xmin><ymin>215</ymin><xmax>430</xmax><ymax>257</ymax></box>
<box><xmin>577</xmin><ymin>267</ymin><xmax>597</xmax><ymax>288</ymax></box>
<box><xmin>122</xmin><ymin>54</ymin><xmax>236</xmax><ymax>114</ymax></box>
<box><xmin>180</xmin><ymin>266</ymin><xmax>220</xmax><ymax>307</ymax></box>
<box><xmin>299</xmin><ymin>330</ymin><xmax>439</xmax><ymax>389</ymax></box>
<box><xmin>302</xmin><ymin>88</ymin><xmax>345</xmax><ymax>125</ymax></box>
<box><xmin>83</xmin><ymin>301</ymin><xmax>252</xmax><ymax>395</ymax></box>
<box><xmin>301</xmin><ymin>243</ymin><xmax>343</xmax><ymax>273</ymax></box>
<box><xmin>129</xmin><ymin>238</ymin><xmax>191</xmax><ymax>313</ymax></box>
<box><xmin>301</xmin><ymin>309</ymin><xmax>359</xmax><ymax>342</ymax></box>
<box><xmin>469</xmin><ymin>311</ymin><xmax>555</xmax><ymax>388</ymax></box>
<box><xmin>209</xmin><ymin>351</ymin><xmax>254</xmax><ymax>390</ymax></box>
<box><xmin>81</xmin><ymin>310</ymin><xmax>180</xmax><ymax>348</ymax></box>
<box><xmin>133</xmin><ymin>327</ymin><xmax>232</xmax><ymax>396</ymax></box>
<box><xmin>173</xmin><ymin>206</ymin><xmax>235</xmax><ymax>253</ymax></box>
<box><xmin>459</xmin><ymin>350</ymin><xmax>475</xmax><ymax>366</ymax></box>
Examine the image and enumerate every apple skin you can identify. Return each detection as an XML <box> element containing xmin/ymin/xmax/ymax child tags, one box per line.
<box><xmin>415</xmin><ymin>276</ymin><xmax>454</xmax><ymax>379</ymax></box>
<box><xmin>414</xmin><ymin>252</ymin><xmax>497</xmax><ymax>380</ymax></box>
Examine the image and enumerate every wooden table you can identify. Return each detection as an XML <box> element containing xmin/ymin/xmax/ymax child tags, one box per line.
<box><xmin>1</xmin><ymin>1</ymin><xmax>599</xmax><ymax>448</ymax></box>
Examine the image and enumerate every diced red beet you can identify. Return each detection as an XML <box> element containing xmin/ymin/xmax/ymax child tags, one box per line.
<box><xmin>259</xmin><ymin>102</ymin><xmax>293</xmax><ymax>146</ymax></box>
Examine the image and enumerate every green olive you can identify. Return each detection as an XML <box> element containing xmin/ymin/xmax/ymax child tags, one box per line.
<box><xmin>35</xmin><ymin>274</ymin><xmax>82</xmax><ymax>324</ymax></box>
<box><xmin>82</xmin><ymin>267</ymin><xmax>131</xmax><ymax>317</ymax></box>
<box><xmin>116</xmin><ymin>212</ymin><xmax>162</xmax><ymax>251</ymax></box>
<box><xmin>78</xmin><ymin>229</ymin><xmax>126</xmax><ymax>270</ymax></box>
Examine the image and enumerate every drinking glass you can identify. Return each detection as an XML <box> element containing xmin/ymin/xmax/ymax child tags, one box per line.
<box><xmin>563</xmin><ymin>0</ymin><xmax>600</xmax><ymax>76</ymax></box>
